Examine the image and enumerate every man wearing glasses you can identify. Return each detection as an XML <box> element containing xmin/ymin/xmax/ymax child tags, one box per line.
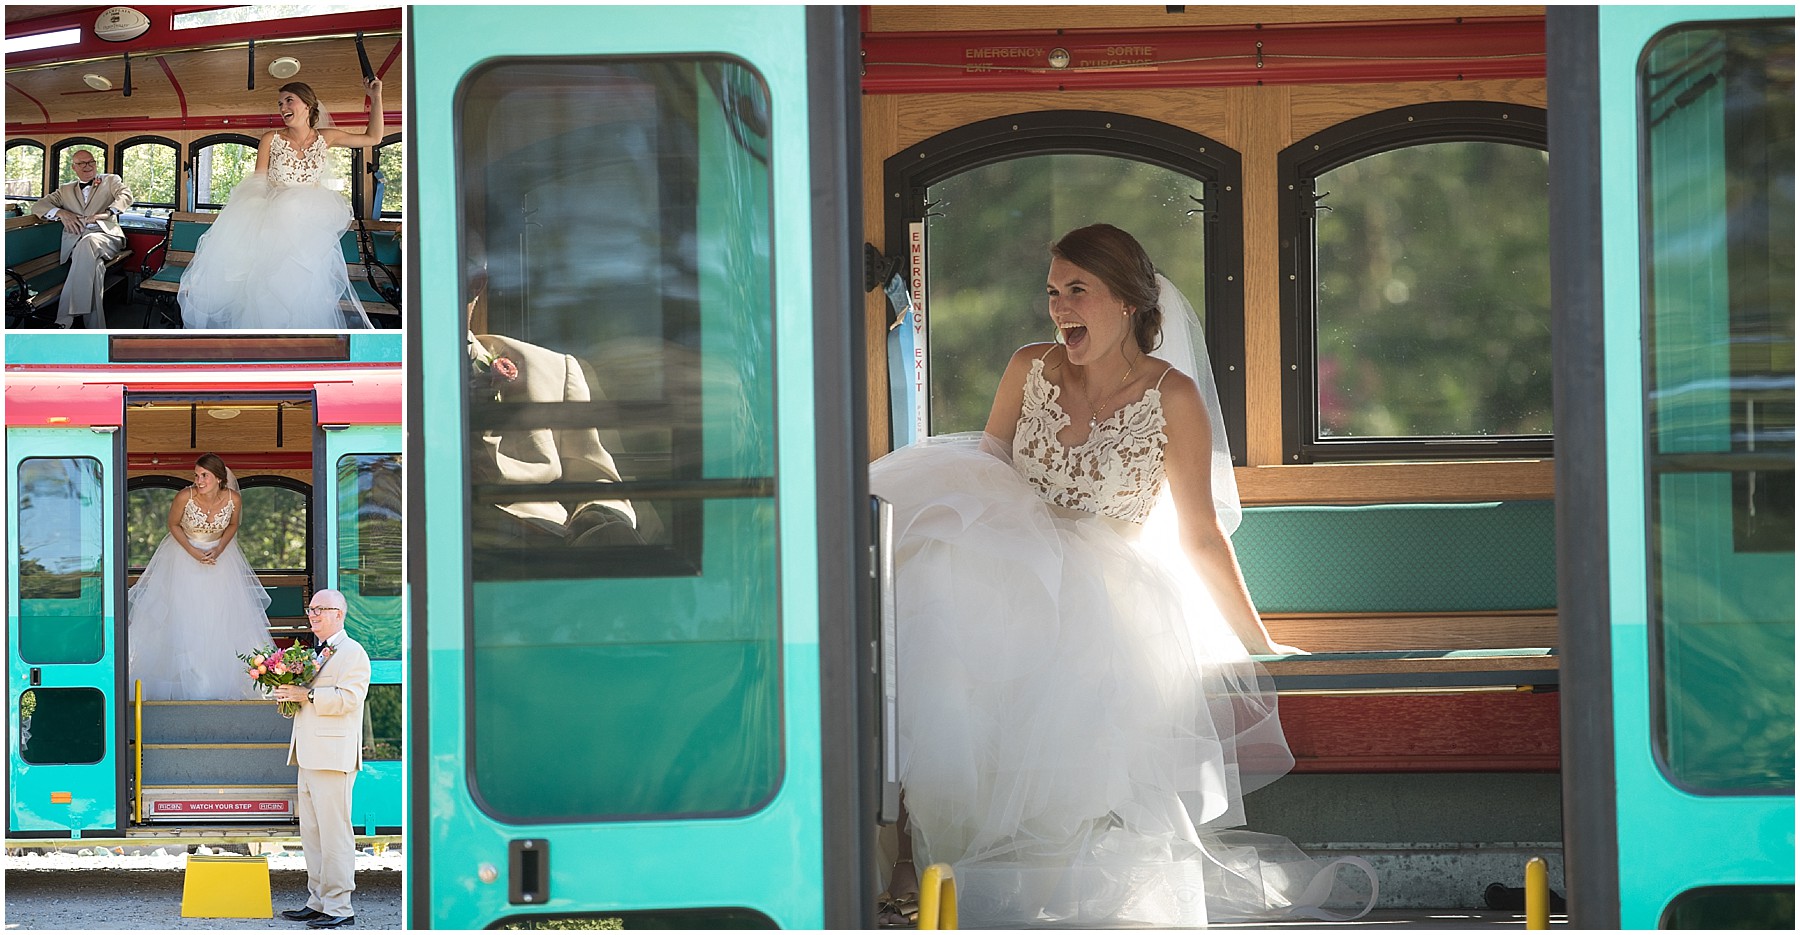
<box><xmin>272</xmin><ymin>589</ymin><xmax>370</xmax><ymax>929</ymax></box>
<box><xmin>28</xmin><ymin>149</ymin><xmax>132</xmax><ymax>328</ymax></box>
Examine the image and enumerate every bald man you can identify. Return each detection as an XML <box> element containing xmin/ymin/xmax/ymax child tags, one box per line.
<box><xmin>272</xmin><ymin>589</ymin><xmax>370</xmax><ymax>928</ymax></box>
<box><xmin>29</xmin><ymin>149</ymin><xmax>131</xmax><ymax>328</ymax></box>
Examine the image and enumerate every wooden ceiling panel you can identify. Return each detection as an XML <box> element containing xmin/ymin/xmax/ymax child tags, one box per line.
<box><xmin>126</xmin><ymin>403</ymin><xmax>315</xmax><ymax>455</ymax></box>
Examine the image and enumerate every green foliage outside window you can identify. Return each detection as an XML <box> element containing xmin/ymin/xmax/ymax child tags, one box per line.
<box><xmin>120</xmin><ymin>142</ymin><xmax>178</xmax><ymax>206</ymax></box>
<box><xmin>127</xmin><ymin>480</ymin><xmax>308</xmax><ymax>571</ymax></box>
<box><xmin>6</xmin><ymin>142</ymin><xmax>45</xmax><ymax>200</ymax></box>
<box><xmin>1314</xmin><ymin>141</ymin><xmax>1553</xmax><ymax>439</ymax></box>
<box><xmin>376</xmin><ymin>140</ymin><xmax>403</xmax><ymax>216</ymax></box>
<box><xmin>923</xmin><ymin>154</ymin><xmax>1208</xmax><ymax>435</ymax></box>
<box><xmin>195</xmin><ymin>142</ymin><xmax>256</xmax><ymax>207</ymax></box>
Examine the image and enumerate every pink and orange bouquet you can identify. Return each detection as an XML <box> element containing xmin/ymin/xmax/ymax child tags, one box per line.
<box><xmin>238</xmin><ymin>643</ymin><xmax>328</xmax><ymax>716</ymax></box>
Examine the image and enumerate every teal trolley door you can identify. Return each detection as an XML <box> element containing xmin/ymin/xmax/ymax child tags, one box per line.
<box><xmin>409</xmin><ymin>5</ymin><xmax>868</xmax><ymax>928</ymax></box>
<box><xmin>7</xmin><ymin>388</ymin><xmax>127</xmax><ymax>838</ymax></box>
<box><xmin>317</xmin><ymin>402</ymin><xmax>404</xmax><ymax>834</ymax></box>
<box><xmin>1552</xmin><ymin>5</ymin><xmax>1795</xmax><ymax>928</ymax></box>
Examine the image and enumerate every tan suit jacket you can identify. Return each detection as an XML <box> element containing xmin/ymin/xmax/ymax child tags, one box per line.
<box><xmin>287</xmin><ymin>633</ymin><xmax>370</xmax><ymax>773</ymax></box>
<box><xmin>31</xmin><ymin>175</ymin><xmax>131</xmax><ymax>262</ymax></box>
<box><xmin>469</xmin><ymin>333</ymin><xmax>637</xmax><ymax>534</ymax></box>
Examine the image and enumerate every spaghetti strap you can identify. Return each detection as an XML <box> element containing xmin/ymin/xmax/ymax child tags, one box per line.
<box><xmin>1154</xmin><ymin>364</ymin><xmax>1176</xmax><ymax>389</ymax></box>
<box><xmin>1037</xmin><ymin>343</ymin><xmax>1060</xmax><ymax>362</ymax></box>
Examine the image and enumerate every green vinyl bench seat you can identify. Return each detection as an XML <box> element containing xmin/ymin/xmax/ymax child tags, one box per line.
<box><xmin>6</xmin><ymin>213</ymin><xmax>133</xmax><ymax>327</ymax></box>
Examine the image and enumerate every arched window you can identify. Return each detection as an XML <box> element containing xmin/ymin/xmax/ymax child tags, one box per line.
<box><xmin>883</xmin><ymin>111</ymin><xmax>1245</xmax><ymax>454</ymax></box>
<box><xmin>236</xmin><ymin>476</ymin><xmax>310</xmax><ymax>573</ymax></box>
<box><xmin>50</xmin><ymin>138</ymin><xmax>107</xmax><ymax>185</ymax></box>
<box><xmin>5</xmin><ymin>138</ymin><xmax>47</xmax><ymax>207</ymax></box>
<box><xmin>115</xmin><ymin>135</ymin><xmax>179</xmax><ymax>211</ymax></box>
<box><xmin>126</xmin><ymin>474</ymin><xmax>310</xmax><ymax>572</ymax></box>
<box><xmin>188</xmin><ymin>133</ymin><xmax>258</xmax><ymax>211</ymax></box>
<box><xmin>373</xmin><ymin>132</ymin><xmax>402</xmax><ymax>219</ymax></box>
<box><xmin>1279</xmin><ymin>102</ymin><xmax>1551</xmax><ymax>462</ymax></box>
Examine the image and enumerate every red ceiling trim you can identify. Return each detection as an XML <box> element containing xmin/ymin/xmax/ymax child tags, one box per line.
<box><xmin>158</xmin><ymin>56</ymin><xmax>187</xmax><ymax>120</ymax></box>
<box><xmin>131</xmin><ymin>452</ymin><xmax>315</xmax><ymax>471</ymax></box>
<box><xmin>861</xmin><ymin>15</ymin><xmax>1545</xmax><ymax>94</ymax></box>
<box><xmin>377</xmin><ymin>39</ymin><xmax>400</xmax><ymax>81</ymax></box>
<box><xmin>6</xmin><ymin>81</ymin><xmax>52</xmax><ymax>124</ymax></box>
<box><xmin>5</xmin><ymin>111</ymin><xmax>405</xmax><ymax>136</ymax></box>
<box><xmin>6</xmin><ymin>7</ymin><xmax>402</xmax><ymax>70</ymax></box>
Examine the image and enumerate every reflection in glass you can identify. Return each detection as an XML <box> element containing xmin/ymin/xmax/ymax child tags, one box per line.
<box><xmin>363</xmin><ymin>683</ymin><xmax>402</xmax><ymax>761</ymax></box>
<box><xmin>1315</xmin><ymin>142</ymin><xmax>1551</xmax><ymax>438</ymax></box>
<box><xmin>925</xmin><ymin>155</ymin><xmax>1208</xmax><ymax>435</ymax></box>
<box><xmin>459</xmin><ymin>57</ymin><xmax>781</xmax><ymax>821</ymax></box>
<box><xmin>17</xmin><ymin>458</ymin><xmax>106</xmax><ymax>665</ymax></box>
<box><xmin>337</xmin><ymin>454</ymin><xmax>401</xmax><ymax>660</ymax></box>
<box><xmin>1643</xmin><ymin>22</ymin><xmax>1794</xmax><ymax>793</ymax></box>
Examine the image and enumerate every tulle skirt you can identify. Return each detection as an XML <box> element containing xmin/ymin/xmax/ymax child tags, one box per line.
<box><xmin>127</xmin><ymin>533</ymin><xmax>273</xmax><ymax>701</ymax></box>
<box><xmin>178</xmin><ymin>174</ymin><xmax>372</xmax><ymax>330</ymax></box>
<box><xmin>871</xmin><ymin>433</ymin><xmax>1375</xmax><ymax>927</ymax></box>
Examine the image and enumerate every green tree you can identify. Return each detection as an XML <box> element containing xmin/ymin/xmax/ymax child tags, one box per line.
<box><xmin>5</xmin><ymin>142</ymin><xmax>45</xmax><ymax>200</ymax></box>
<box><xmin>119</xmin><ymin>142</ymin><xmax>177</xmax><ymax>206</ymax></box>
<box><xmin>376</xmin><ymin>140</ymin><xmax>403</xmax><ymax>215</ymax></box>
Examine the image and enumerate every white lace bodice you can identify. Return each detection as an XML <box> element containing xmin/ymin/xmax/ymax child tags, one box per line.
<box><xmin>181</xmin><ymin>495</ymin><xmax>235</xmax><ymax>540</ymax></box>
<box><xmin>269</xmin><ymin>132</ymin><xmax>329</xmax><ymax>187</ymax></box>
<box><xmin>1012</xmin><ymin>358</ymin><xmax>1169</xmax><ymax>524</ymax></box>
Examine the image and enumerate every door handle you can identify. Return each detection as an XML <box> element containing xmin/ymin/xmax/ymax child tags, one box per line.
<box><xmin>509</xmin><ymin>838</ymin><xmax>548</xmax><ymax>905</ymax></box>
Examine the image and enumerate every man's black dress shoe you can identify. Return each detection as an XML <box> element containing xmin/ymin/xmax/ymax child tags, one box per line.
<box><xmin>281</xmin><ymin>908</ymin><xmax>328</xmax><ymax>922</ymax></box>
<box><xmin>307</xmin><ymin>916</ymin><xmax>355</xmax><ymax>929</ymax></box>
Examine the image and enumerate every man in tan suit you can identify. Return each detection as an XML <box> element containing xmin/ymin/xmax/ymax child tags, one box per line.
<box><xmin>469</xmin><ymin>332</ymin><xmax>641</xmax><ymax>546</ymax></box>
<box><xmin>271</xmin><ymin>589</ymin><xmax>370</xmax><ymax>928</ymax></box>
<box><xmin>29</xmin><ymin>149</ymin><xmax>132</xmax><ymax>328</ymax></box>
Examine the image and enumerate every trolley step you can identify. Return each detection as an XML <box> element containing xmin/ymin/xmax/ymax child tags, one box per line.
<box><xmin>139</xmin><ymin>784</ymin><xmax>298</xmax><ymax>823</ymax></box>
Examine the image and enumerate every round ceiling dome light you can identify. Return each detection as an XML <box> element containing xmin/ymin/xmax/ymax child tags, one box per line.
<box><xmin>83</xmin><ymin>73</ymin><xmax>114</xmax><ymax>91</ymax></box>
<box><xmin>268</xmin><ymin>57</ymin><xmax>301</xmax><ymax>79</ymax></box>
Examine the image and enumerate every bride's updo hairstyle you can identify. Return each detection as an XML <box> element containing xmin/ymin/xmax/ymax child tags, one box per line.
<box><xmin>279</xmin><ymin>82</ymin><xmax>323</xmax><ymax>129</ymax></box>
<box><xmin>1050</xmin><ymin>224</ymin><xmax>1163</xmax><ymax>354</ymax></box>
<box><xmin>195</xmin><ymin>452</ymin><xmax>230</xmax><ymax>485</ymax></box>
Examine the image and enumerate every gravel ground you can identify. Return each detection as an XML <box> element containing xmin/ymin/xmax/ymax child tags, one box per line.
<box><xmin>3</xmin><ymin>849</ymin><xmax>403</xmax><ymax>930</ymax></box>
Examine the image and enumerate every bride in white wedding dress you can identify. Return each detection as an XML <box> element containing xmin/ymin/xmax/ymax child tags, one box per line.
<box><xmin>178</xmin><ymin>79</ymin><xmax>383</xmax><ymax>329</ymax></box>
<box><xmin>870</xmin><ymin>224</ymin><xmax>1376</xmax><ymax>927</ymax></box>
<box><xmin>128</xmin><ymin>453</ymin><xmax>274</xmax><ymax>701</ymax></box>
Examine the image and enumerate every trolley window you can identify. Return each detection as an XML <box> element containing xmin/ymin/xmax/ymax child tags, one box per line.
<box><xmin>336</xmin><ymin>454</ymin><xmax>402</xmax><ymax>660</ymax></box>
<box><xmin>190</xmin><ymin>135</ymin><xmax>258</xmax><ymax>211</ymax></box>
<box><xmin>1642</xmin><ymin>20</ymin><xmax>1795</xmax><ymax>794</ymax></box>
<box><xmin>238</xmin><ymin>479</ymin><xmax>310</xmax><ymax>574</ymax></box>
<box><xmin>886</xmin><ymin>112</ymin><xmax>1245</xmax><ymax>456</ymax></box>
<box><xmin>457</xmin><ymin>56</ymin><xmax>780</xmax><ymax>822</ymax></box>
<box><xmin>16</xmin><ymin>457</ymin><xmax>106</xmax><ymax>665</ymax></box>
<box><xmin>373</xmin><ymin>134</ymin><xmax>403</xmax><ymax>219</ymax></box>
<box><xmin>5</xmin><ymin>139</ymin><xmax>46</xmax><ymax>204</ymax></box>
<box><xmin>50</xmin><ymin>138</ymin><xmax>107</xmax><ymax>184</ymax></box>
<box><xmin>1280</xmin><ymin>103</ymin><xmax>1552</xmax><ymax>462</ymax></box>
<box><xmin>116</xmin><ymin>136</ymin><xmax>178</xmax><ymax>210</ymax></box>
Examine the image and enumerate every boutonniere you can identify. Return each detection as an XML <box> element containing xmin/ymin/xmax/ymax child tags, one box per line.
<box><xmin>469</xmin><ymin>339</ymin><xmax>520</xmax><ymax>402</ymax></box>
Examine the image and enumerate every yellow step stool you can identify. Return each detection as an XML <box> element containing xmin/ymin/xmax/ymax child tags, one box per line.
<box><xmin>181</xmin><ymin>854</ymin><xmax>273</xmax><ymax>918</ymax></box>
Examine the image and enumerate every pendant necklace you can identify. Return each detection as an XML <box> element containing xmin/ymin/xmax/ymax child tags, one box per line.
<box><xmin>1081</xmin><ymin>356</ymin><xmax>1138</xmax><ymax>431</ymax></box>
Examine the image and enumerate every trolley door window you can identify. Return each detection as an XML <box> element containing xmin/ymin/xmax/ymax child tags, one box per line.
<box><xmin>18</xmin><ymin>688</ymin><xmax>106</xmax><ymax>765</ymax></box>
<box><xmin>1642</xmin><ymin>20</ymin><xmax>1795</xmax><ymax>794</ymax></box>
<box><xmin>16</xmin><ymin>457</ymin><xmax>106</xmax><ymax>665</ymax></box>
<box><xmin>458</xmin><ymin>57</ymin><xmax>780</xmax><ymax>821</ymax></box>
<box><xmin>924</xmin><ymin>155</ymin><xmax>1209</xmax><ymax>435</ymax></box>
<box><xmin>337</xmin><ymin>454</ymin><xmax>402</xmax><ymax>661</ymax></box>
<box><xmin>190</xmin><ymin>135</ymin><xmax>257</xmax><ymax>211</ymax></box>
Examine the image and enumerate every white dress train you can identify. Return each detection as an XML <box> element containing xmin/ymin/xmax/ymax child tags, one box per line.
<box><xmin>127</xmin><ymin>497</ymin><xmax>274</xmax><ymax>701</ymax></box>
<box><xmin>178</xmin><ymin>133</ymin><xmax>372</xmax><ymax>329</ymax></box>
<box><xmin>871</xmin><ymin>358</ymin><xmax>1376</xmax><ymax>927</ymax></box>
